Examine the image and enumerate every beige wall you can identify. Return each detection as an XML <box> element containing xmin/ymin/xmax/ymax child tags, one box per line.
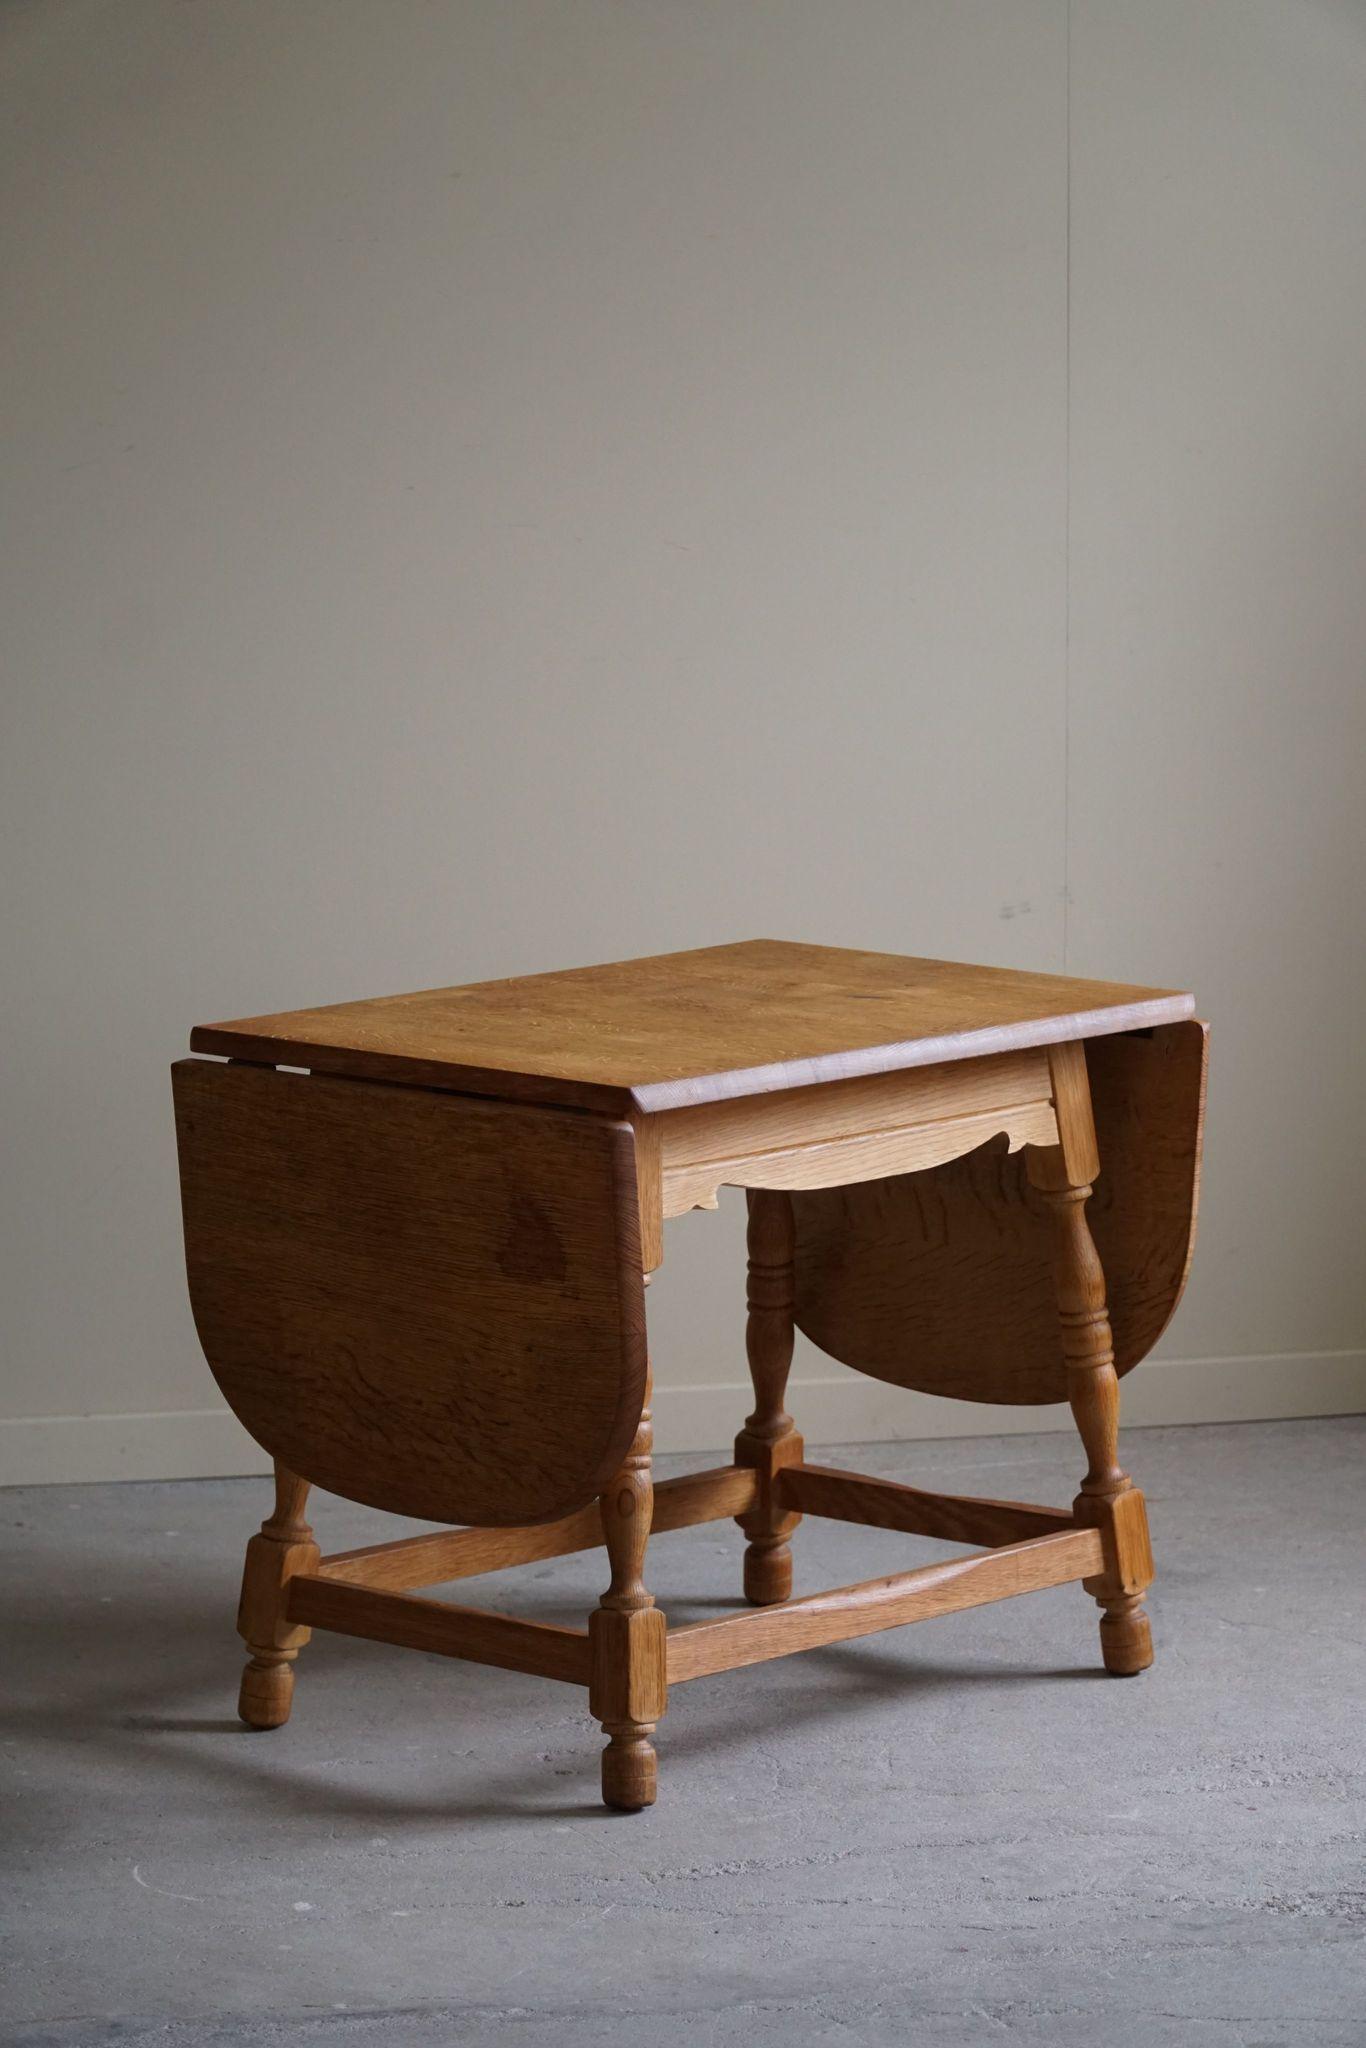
<box><xmin>2</xmin><ymin>0</ymin><xmax>1363</xmax><ymax>1482</ymax></box>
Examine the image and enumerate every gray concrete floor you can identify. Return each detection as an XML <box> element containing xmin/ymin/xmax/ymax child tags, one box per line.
<box><xmin>2</xmin><ymin>1418</ymin><xmax>1364</xmax><ymax>2047</ymax></box>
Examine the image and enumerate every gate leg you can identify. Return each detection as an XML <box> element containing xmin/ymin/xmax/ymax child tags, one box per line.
<box><xmin>237</xmin><ymin>1463</ymin><xmax>320</xmax><ymax>1727</ymax></box>
<box><xmin>589</xmin><ymin>1370</ymin><xmax>667</xmax><ymax>1808</ymax></box>
<box><xmin>735</xmin><ymin>1190</ymin><xmax>804</xmax><ymax>1606</ymax></box>
<box><xmin>1029</xmin><ymin>1053</ymin><xmax>1155</xmax><ymax>1677</ymax></box>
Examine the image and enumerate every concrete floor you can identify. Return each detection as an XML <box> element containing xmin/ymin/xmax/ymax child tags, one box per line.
<box><xmin>2</xmin><ymin>1417</ymin><xmax>1364</xmax><ymax>2047</ymax></box>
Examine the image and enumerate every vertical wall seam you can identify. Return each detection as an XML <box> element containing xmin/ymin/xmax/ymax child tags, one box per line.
<box><xmin>1063</xmin><ymin>0</ymin><xmax>1073</xmax><ymax>972</ymax></box>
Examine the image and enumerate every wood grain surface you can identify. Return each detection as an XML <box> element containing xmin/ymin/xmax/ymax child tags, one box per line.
<box><xmin>590</xmin><ymin>1373</ymin><xmax>666</xmax><ymax>1809</ymax></box>
<box><xmin>776</xmin><ymin>1464</ymin><xmax>1074</xmax><ymax>1545</ymax></box>
<box><xmin>287</xmin><ymin>1576</ymin><xmax>591</xmax><ymax>1685</ymax></box>
<box><xmin>733</xmin><ymin>1190</ymin><xmax>804</xmax><ymax>1607</ymax></box>
<box><xmin>666</xmin><ymin>1527</ymin><xmax>1105</xmax><ymax>1683</ymax></box>
<box><xmin>660</xmin><ymin>1101</ymin><xmax>1059</xmax><ymax>1217</ymax></box>
<box><xmin>1026</xmin><ymin>1126</ymin><xmax>1158</xmax><ymax>1677</ymax></box>
<box><xmin>316</xmin><ymin>1466</ymin><xmax>757</xmax><ymax>1593</ymax></box>
<box><xmin>654</xmin><ymin>1048</ymin><xmax>1058</xmax><ymax>1216</ymax></box>
<box><xmin>190</xmin><ymin>939</ymin><xmax>1194</xmax><ymax>1115</ymax></box>
<box><xmin>789</xmin><ymin>1020</ymin><xmax>1208</xmax><ymax>1404</ymax></box>
<box><xmin>172</xmin><ymin>1060</ymin><xmax>647</xmax><ymax>1526</ymax></box>
<box><xmin>235</xmin><ymin>1464</ymin><xmax>318</xmax><ymax>1729</ymax></box>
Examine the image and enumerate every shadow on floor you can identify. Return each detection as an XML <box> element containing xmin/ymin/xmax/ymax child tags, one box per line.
<box><xmin>4</xmin><ymin>1552</ymin><xmax>1111</xmax><ymax>1830</ymax></box>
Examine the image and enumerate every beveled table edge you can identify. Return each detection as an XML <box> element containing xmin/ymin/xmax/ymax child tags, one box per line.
<box><xmin>189</xmin><ymin>992</ymin><xmax>1195</xmax><ymax>1118</ymax></box>
<box><xmin>627</xmin><ymin>992</ymin><xmax>1196</xmax><ymax>1111</ymax></box>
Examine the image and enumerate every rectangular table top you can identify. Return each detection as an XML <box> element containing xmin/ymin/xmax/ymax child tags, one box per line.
<box><xmin>190</xmin><ymin>939</ymin><xmax>1194</xmax><ymax>1116</ymax></box>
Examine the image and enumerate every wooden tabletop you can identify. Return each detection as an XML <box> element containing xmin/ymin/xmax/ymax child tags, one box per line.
<box><xmin>190</xmin><ymin>939</ymin><xmax>1194</xmax><ymax>1116</ymax></box>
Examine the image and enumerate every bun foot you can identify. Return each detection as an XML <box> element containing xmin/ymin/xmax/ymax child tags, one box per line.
<box><xmin>238</xmin><ymin>1651</ymin><xmax>296</xmax><ymax>1728</ymax></box>
<box><xmin>743</xmin><ymin>1538</ymin><xmax>792</xmax><ymax>1607</ymax></box>
<box><xmin>1099</xmin><ymin>1598</ymin><xmax>1153</xmax><ymax>1676</ymax></box>
<box><xmin>601</xmin><ymin>1725</ymin><xmax>657</xmax><ymax>1810</ymax></box>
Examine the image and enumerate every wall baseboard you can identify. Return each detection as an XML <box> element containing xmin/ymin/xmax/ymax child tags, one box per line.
<box><xmin>2</xmin><ymin>1349</ymin><xmax>1362</xmax><ymax>1487</ymax></box>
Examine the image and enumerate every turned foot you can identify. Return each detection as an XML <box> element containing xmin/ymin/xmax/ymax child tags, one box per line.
<box><xmin>742</xmin><ymin>1533</ymin><xmax>793</xmax><ymax>1606</ymax></box>
<box><xmin>1098</xmin><ymin>1595</ymin><xmax>1153</xmax><ymax>1676</ymax></box>
<box><xmin>235</xmin><ymin>1464</ymin><xmax>317</xmax><ymax>1729</ymax></box>
<box><xmin>238</xmin><ymin>1648</ymin><xmax>298</xmax><ymax>1727</ymax></box>
<box><xmin>601</xmin><ymin>1724</ymin><xmax>658</xmax><ymax>1810</ymax></box>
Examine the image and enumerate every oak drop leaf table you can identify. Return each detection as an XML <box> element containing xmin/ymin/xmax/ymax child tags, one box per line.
<box><xmin>172</xmin><ymin>939</ymin><xmax>1207</xmax><ymax>1811</ymax></box>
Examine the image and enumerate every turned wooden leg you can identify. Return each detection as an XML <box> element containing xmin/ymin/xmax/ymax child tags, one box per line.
<box><xmin>734</xmin><ymin>1189</ymin><xmax>804</xmax><ymax>1606</ymax></box>
<box><xmin>1029</xmin><ymin>1143</ymin><xmax>1155</xmax><ymax>1676</ymax></box>
<box><xmin>589</xmin><ymin>1369</ymin><xmax>666</xmax><ymax>1810</ymax></box>
<box><xmin>236</xmin><ymin>1463</ymin><xmax>320</xmax><ymax>1728</ymax></box>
